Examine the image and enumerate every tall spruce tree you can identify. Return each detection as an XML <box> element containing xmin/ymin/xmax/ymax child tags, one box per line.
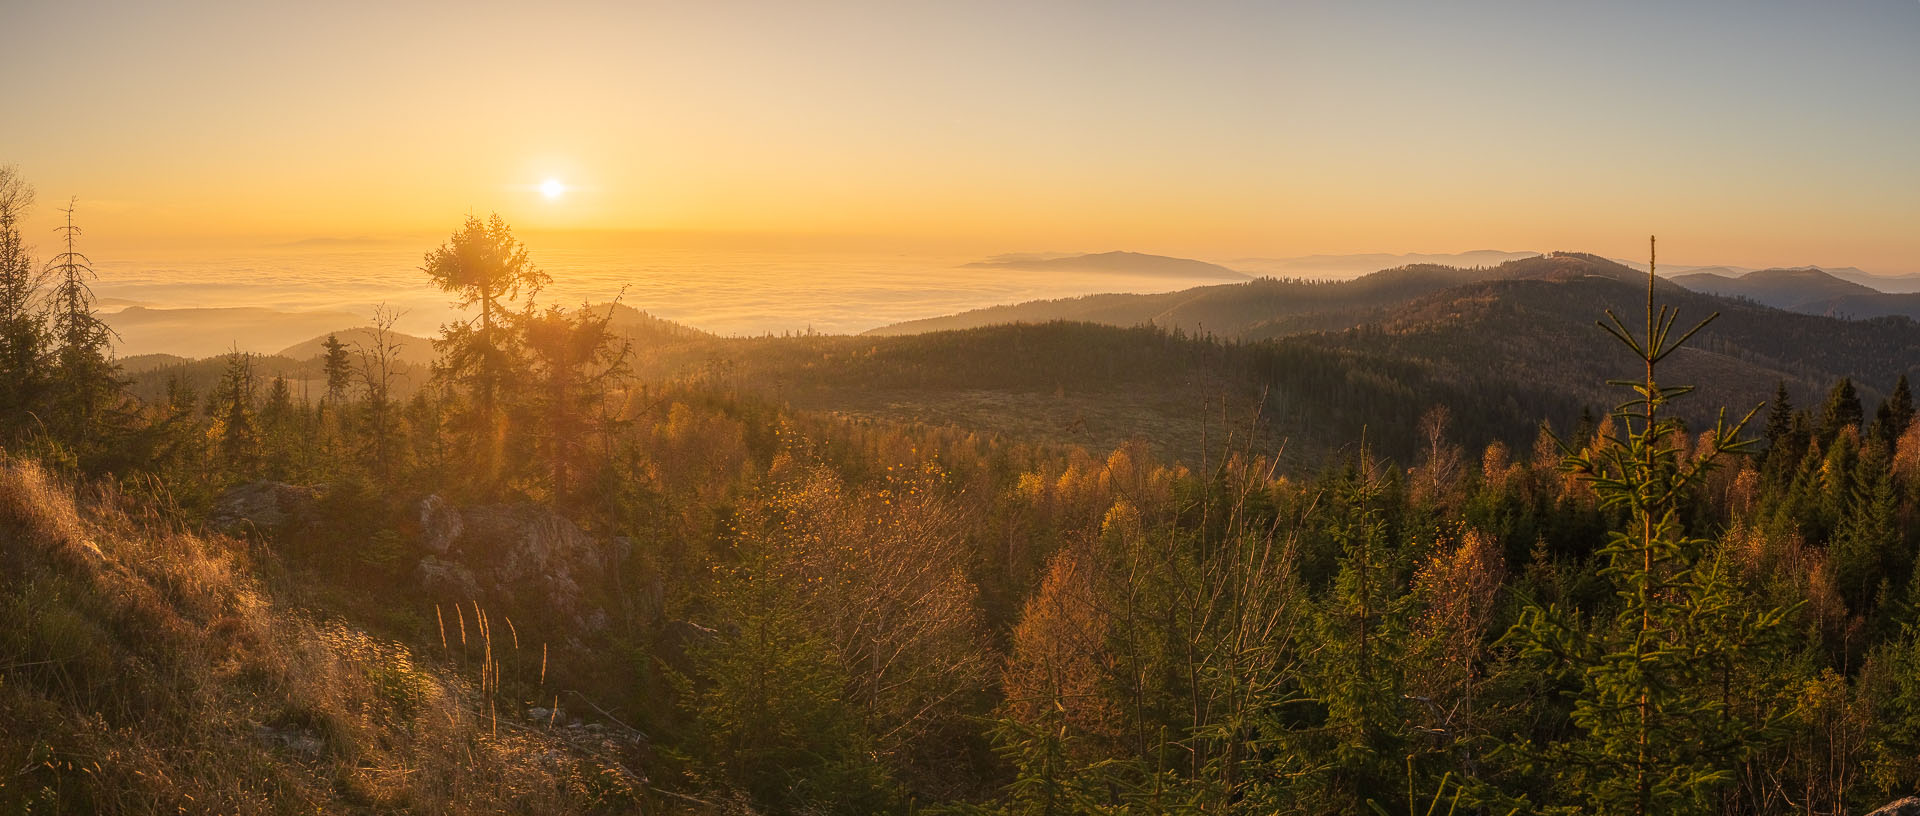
<box><xmin>0</xmin><ymin>166</ymin><xmax>48</xmax><ymax>438</ymax></box>
<box><xmin>1308</xmin><ymin>449</ymin><xmax>1410</xmax><ymax>808</ymax></box>
<box><xmin>1820</xmin><ymin>378</ymin><xmax>1864</xmax><ymax>445</ymax></box>
<box><xmin>320</xmin><ymin>332</ymin><xmax>353</xmax><ymax>405</ymax></box>
<box><xmin>1763</xmin><ymin>382</ymin><xmax>1793</xmax><ymax>457</ymax></box>
<box><xmin>210</xmin><ymin>350</ymin><xmax>260</xmax><ymax>477</ymax></box>
<box><xmin>45</xmin><ymin>200</ymin><xmax>122</xmax><ymax>454</ymax></box>
<box><xmin>1509</xmin><ymin>238</ymin><xmax>1792</xmax><ymax>815</ymax></box>
<box><xmin>1874</xmin><ymin>374</ymin><xmax>1914</xmax><ymax>449</ymax></box>
<box><xmin>521</xmin><ymin>303</ymin><xmax>630</xmax><ymax>505</ymax></box>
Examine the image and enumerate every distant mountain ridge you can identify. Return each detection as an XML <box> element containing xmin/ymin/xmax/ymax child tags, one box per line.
<box><xmin>868</xmin><ymin>251</ymin><xmax>1638</xmax><ymax>338</ymax></box>
<box><xmin>962</xmin><ymin>250</ymin><xmax>1249</xmax><ymax>280</ymax></box>
<box><xmin>1673</xmin><ymin>266</ymin><xmax>1920</xmax><ymax>321</ymax></box>
<box><xmin>1229</xmin><ymin>250</ymin><xmax>1540</xmax><ymax>279</ymax></box>
<box><xmin>1609</xmin><ymin>257</ymin><xmax>1920</xmax><ymax>294</ymax></box>
<box><xmin>102</xmin><ymin>305</ymin><xmax>365</xmax><ymax>359</ymax></box>
<box><xmin>271</xmin><ymin>304</ymin><xmax>708</xmax><ymax>366</ymax></box>
<box><xmin>633</xmin><ymin>251</ymin><xmax>1920</xmax><ymax>465</ymax></box>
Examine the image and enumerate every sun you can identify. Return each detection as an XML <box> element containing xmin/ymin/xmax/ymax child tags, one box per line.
<box><xmin>540</xmin><ymin>178</ymin><xmax>566</xmax><ymax>199</ymax></box>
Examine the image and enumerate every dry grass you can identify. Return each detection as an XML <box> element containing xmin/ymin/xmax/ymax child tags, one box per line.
<box><xmin>0</xmin><ymin>456</ymin><xmax>643</xmax><ymax>814</ymax></box>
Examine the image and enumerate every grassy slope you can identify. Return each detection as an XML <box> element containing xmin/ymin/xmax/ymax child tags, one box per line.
<box><xmin>0</xmin><ymin>458</ymin><xmax>642</xmax><ymax>814</ymax></box>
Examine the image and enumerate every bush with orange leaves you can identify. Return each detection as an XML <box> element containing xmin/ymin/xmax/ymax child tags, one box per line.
<box><xmin>1000</xmin><ymin>541</ymin><xmax>1123</xmax><ymax>760</ymax></box>
<box><xmin>690</xmin><ymin>461</ymin><xmax>993</xmax><ymax>803</ymax></box>
<box><xmin>1406</xmin><ymin>526</ymin><xmax>1506</xmax><ymax>769</ymax></box>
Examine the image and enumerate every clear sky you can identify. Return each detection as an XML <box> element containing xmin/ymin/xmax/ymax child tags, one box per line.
<box><xmin>3</xmin><ymin>0</ymin><xmax>1916</xmax><ymax>270</ymax></box>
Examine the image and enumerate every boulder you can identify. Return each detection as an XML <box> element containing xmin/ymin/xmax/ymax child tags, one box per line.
<box><xmin>211</xmin><ymin>481</ymin><xmax>323</xmax><ymax>535</ymax></box>
<box><xmin>1867</xmin><ymin>799</ymin><xmax>1920</xmax><ymax>816</ymax></box>
<box><xmin>410</xmin><ymin>496</ymin><xmax>612</xmax><ymax>632</ymax></box>
<box><xmin>252</xmin><ymin>724</ymin><xmax>324</xmax><ymax>760</ymax></box>
<box><xmin>416</xmin><ymin>494</ymin><xmax>463</xmax><ymax>555</ymax></box>
<box><xmin>415</xmin><ymin>555</ymin><xmax>482</xmax><ymax>599</ymax></box>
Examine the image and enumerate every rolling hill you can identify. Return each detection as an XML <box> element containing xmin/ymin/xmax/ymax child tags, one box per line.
<box><xmin>866</xmin><ymin>252</ymin><xmax>1644</xmax><ymax>339</ymax></box>
<box><xmin>96</xmin><ymin>254</ymin><xmax>1920</xmax><ymax>470</ymax></box>
<box><xmin>278</xmin><ymin>327</ymin><xmax>437</xmax><ymax>366</ymax></box>
<box><xmin>727</xmin><ymin>253</ymin><xmax>1920</xmax><ymax>465</ymax></box>
<box><xmin>1673</xmin><ymin>266</ymin><xmax>1920</xmax><ymax>322</ymax></box>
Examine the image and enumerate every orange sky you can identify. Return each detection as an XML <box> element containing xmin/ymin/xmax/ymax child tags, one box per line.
<box><xmin>5</xmin><ymin>1</ymin><xmax>1917</xmax><ymax>272</ymax></box>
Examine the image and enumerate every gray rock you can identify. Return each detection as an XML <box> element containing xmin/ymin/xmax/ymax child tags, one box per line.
<box><xmin>416</xmin><ymin>555</ymin><xmax>482</xmax><ymax>599</ymax></box>
<box><xmin>252</xmin><ymin>724</ymin><xmax>324</xmax><ymax>759</ymax></box>
<box><xmin>416</xmin><ymin>494</ymin><xmax>463</xmax><ymax>555</ymax></box>
<box><xmin>211</xmin><ymin>481</ymin><xmax>322</xmax><ymax>534</ymax></box>
<box><xmin>1867</xmin><ymin>799</ymin><xmax>1920</xmax><ymax>816</ymax></box>
<box><xmin>409</xmin><ymin>497</ymin><xmax>610</xmax><ymax>631</ymax></box>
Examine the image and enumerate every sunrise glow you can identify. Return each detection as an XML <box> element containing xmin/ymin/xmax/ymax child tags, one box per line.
<box><xmin>3</xmin><ymin>2</ymin><xmax>1914</xmax><ymax>271</ymax></box>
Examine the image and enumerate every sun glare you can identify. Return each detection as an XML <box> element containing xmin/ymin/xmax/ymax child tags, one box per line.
<box><xmin>540</xmin><ymin>178</ymin><xmax>566</xmax><ymax>199</ymax></box>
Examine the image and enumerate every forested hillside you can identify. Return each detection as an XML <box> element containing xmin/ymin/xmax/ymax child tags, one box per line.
<box><xmin>8</xmin><ymin>196</ymin><xmax>1920</xmax><ymax>814</ymax></box>
<box><xmin>642</xmin><ymin>254</ymin><xmax>1918</xmax><ymax>468</ymax></box>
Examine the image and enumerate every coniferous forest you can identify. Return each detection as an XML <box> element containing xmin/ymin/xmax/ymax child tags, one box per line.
<box><xmin>5</xmin><ymin>163</ymin><xmax>1920</xmax><ymax>816</ymax></box>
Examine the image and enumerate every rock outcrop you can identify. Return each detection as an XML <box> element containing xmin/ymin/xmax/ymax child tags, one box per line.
<box><xmin>1867</xmin><ymin>798</ymin><xmax>1920</xmax><ymax>816</ymax></box>
<box><xmin>210</xmin><ymin>481</ymin><xmax>324</xmax><ymax>535</ymax></box>
<box><xmin>410</xmin><ymin>496</ymin><xmax>612</xmax><ymax>632</ymax></box>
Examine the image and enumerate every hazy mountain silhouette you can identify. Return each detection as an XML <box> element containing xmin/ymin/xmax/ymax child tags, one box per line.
<box><xmin>962</xmin><ymin>250</ymin><xmax>1249</xmax><ymax>280</ymax></box>
<box><xmin>278</xmin><ymin>327</ymin><xmax>437</xmax><ymax>366</ymax></box>
<box><xmin>1229</xmin><ymin>250</ymin><xmax>1539</xmax><ymax>279</ymax></box>
<box><xmin>1674</xmin><ymin>266</ymin><xmax>1920</xmax><ymax>321</ymax></box>
<box><xmin>102</xmin><ymin>306</ymin><xmax>364</xmax><ymax>359</ymax></box>
<box><xmin>870</xmin><ymin>252</ymin><xmax>1637</xmax><ymax>338</ymax></box>
<box><xmin>1819</xmin><ymin>267</ymin><xmax>1920</xmax><ymax>294</ymax></box>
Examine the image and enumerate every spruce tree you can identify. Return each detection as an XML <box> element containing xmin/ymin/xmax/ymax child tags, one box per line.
<box><xmin>1820</xmin><ymin>378</ymin><xmax>1863</xmax><ymax>445</ymax></box>
<box><xmin>521</xmin><ymin>303</ymin><xmax>630</xmax><ymax>505</ymax></box>
<box><xmin>1763</xmin><ymin>382</ymin><xmax>1793</xmax><ymax>458</ymax></box>
<box><xmin>259</xmin><ymin>374</ymin><xmax>298</xmax><ymax>479</ymax></box>
<box><xmin>1874</xmin><ymin>374</ymin><xmax>1914</xmax><ymax>449</ymax></box>
<box><xmin>210</xmin><ymin>351</ymin><xmax>260</xmax><ymax>477</ymax></box>
<box><xmin>1831</xmin><ymin>446</ymin><xmax>1902</xmax><ymax>619</ymax></box>
<box><xmin>320</xmin><ymin>332</ymin><xmax>353</xmax><ymax>405</ymax></box>
<box><xmin>45</xmin><ymin>200</ymin><xmax>122</xmax><ymax>455</ymax></box>
<box><xmin>0</xmin><ymin>166</ymin><xmax>48</xmax><ymax>439</ymax></box>
<box><xmin>1509</xmin><ymin>238</ymin><xmax>1792</xmax><ymax>815</ymax></box>
<box><xmin>1303</xmin><ymin>448</ymin><xmax>1409</xmax><ymax>807</ymax></box>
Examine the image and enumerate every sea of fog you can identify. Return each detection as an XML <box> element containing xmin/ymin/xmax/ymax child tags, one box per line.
<box><xmin>88</xmin><ymin>246</ymin><xmax>1231</xmax><ymax>359</ymax></box>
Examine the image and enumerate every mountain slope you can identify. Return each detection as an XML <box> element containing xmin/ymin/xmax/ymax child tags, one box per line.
<box><xmin>732</xmin><ymin>254</ymin><xmax>1920</xmax><ymax>464</ymax></box>
<box><xmin>677</xmin><ymin>321</ymin><xmax>1580</xmax><ymax>465</ymax></box>
<box><xmin>1314</xmin><ymin>267</ymin><xmax>1920</xmax><ymax>421</ymax></box>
